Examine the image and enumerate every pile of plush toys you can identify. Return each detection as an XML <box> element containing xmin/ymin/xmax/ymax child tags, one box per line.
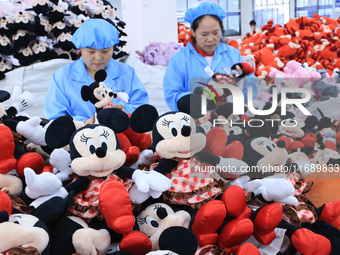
<box><xmin>0</xmin><ymin>0</ymin><xmax>128</xmax><ymax>80</ymax></box>
<box><xmin>226</xmin><ymin>14</ymin><xmax>340</xmax><ymax>79</ymax></box>
<box><xmin>1</xmin><ymin>58</ymin><xmax>340</xmax><ymax>255</ymax></box>
<box><xmin>177</xmin><ymin>22</ymin><xmax>192</xmax><ymax>46</ymax></box>
<box><xmin>136</xmin><ymin>41</ymin><xmax>183</xmax><ymax>66</ymax></box>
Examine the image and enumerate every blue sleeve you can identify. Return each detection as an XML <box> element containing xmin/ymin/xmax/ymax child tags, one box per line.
<box><xmin>243</xmin><ymin>73</ymin><xmax>259</xmax><ymax>100</ymax></box>
<box><xmin>44</xmin><ymin>72</ymin><xmax>87</xmax><ymax>122</ymax></box>
<box><xmin>233</xmin><ymin>49</ymin><xmax>259</xmax><ymax>100</ymax></box>
<box><xmin>163</xmin><ymin>56</ymin><xmax>190</xmax><ymax>111</ymax></box>
<box><xmin>117</xmin><ymin>69</ymin><xmax>149</xmax><ymax>114</ymax></box>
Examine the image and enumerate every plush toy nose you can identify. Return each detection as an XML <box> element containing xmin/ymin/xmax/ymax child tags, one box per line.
<box><xmin>108</xmin><ymin>92</ymin><xmax>114</xmax><ymax>97</ymax></box>
<box><xmin>181</xmin><ymin>126</ymin><xmax>191</xmax><ymax>137</ymax></box>
<box><xmin>95</xmin><ymin>147</ymin><xmax>107</xmax><ymax>158</ymax></box>
<box><xmin>277</xmin><ymin>140</ymin><xmax>286</xmax><ymax>149</ymax></box>
<box><xmin>156</xmin><ymin>207</ymin><xmax>168</xmax><ymax>219</ymax></box>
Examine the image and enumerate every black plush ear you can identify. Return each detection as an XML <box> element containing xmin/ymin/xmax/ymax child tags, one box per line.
<box><xmin>177</xmin><ymin>94</ymin><xmax>203</xmax><ymax>119</ymax></box>
<box><xmin>45</xmin><ymin>116</ymin><xmax>76</xmax><ymax>148</ymax></box>
<box><xmin>130</xmin><ymin>104</ymin><xmax>159</xmax><ymax>133</ymax></box>
<box><xmin>0</xmin><ymin>211</ymin><xmax>9</xmax><ymax>223</ymax></box>
<box><xmin>0</xmin><ymin>90</ymin><xmax>10</xmax><ymax>102</ymax></box>
<box><xmin>81</xmin><ymin>85</ymin><xmax>92</xmax><ymax>101</ymax></box>
<box><xmin>159</xmin><ymin>226</ymin><xmax>198</xmax><ymax>255</ymax></box>
<box><xmin>97</xmin><ymin>108</ymin><xmax>129</xmax><ymax>133</ymax></box>
<box><xmin>94</xmin><ymin>69</ymin><xmax>107</xmax><ymax>82</ymax></box>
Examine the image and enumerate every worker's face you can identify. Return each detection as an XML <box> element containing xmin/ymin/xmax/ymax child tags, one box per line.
<box><xmin>80</xmin><ymin>46</ymin><xmax>113</xmax><ymax>73</ymax></box>
<box><xmin>250</xmin><ymin>26</ymin><xmax>255</xmax><ymax>30</ymax></box>
<box><xmin>193</xmin><ymin>16</ymin><xmax>222</xmax><ymax>54</ymax></box>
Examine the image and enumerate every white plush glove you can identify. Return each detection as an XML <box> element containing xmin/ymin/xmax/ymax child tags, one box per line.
<box><xmin>116</xmin><ymin>92</ymin><xmax>129</xmax><ymax>103</ymax></box>
<box><xmin>16</xmin><ymin>116</ymin><xmax>47</xmax><ymax>146</ymax></box>
<box><xmin>243</xmin><ymin>175</ymin><xmax>298</xmax><ymax>205</ymax></box>
<box><xmin>11</xmin><ymin>86</ymin><xmax>34</xmax><ymax>113</ymax></box>
<box><xmin>129</xmin><ymin>184</ymin><xmax>165</xmax><ymax>205</ymax></box>
<box><xmin>50</xmin><ymin>148</ymin><xmax>73</xmax><ymax>182</ymax></box>
<box><xmin>131</xmin><ymin>169</ymin><xmax>171</xmax><ymax>193</ymax></box>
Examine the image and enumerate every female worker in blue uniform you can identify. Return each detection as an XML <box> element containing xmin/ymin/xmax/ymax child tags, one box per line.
<box><xmin>44</xmin><ymin>18</ymin><xmax>148</xmax><ymax>122</ymax></box>
<box><xmin>163</xmin><ymin>2</ymin><xmax>258</xmax><ymax>111</ymax></box>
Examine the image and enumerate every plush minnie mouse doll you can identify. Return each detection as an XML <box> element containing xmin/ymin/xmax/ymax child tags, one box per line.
<box><xmin>44</xmin><ymin>108</ymin><xmax>170</xmax><ymax>252</ymax></box>
<box><xmin>128</xmin><ymin>104</ymin><xmax>291</xmax><ymax>253</ymax></box>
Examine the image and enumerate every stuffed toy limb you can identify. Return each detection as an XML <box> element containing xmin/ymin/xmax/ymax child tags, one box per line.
<box><xmin>22</xmin><ymin>167</ymin><xmax>90</xmax><ymax>226</ymax></box>
<box><xmin>49</xmin><ymin>148</ymin><xmax>73</xmax><ymax>182</ymax></box>
<box><xmin>6</xmin><ymin>86</ymin><xmax>34</xmax><ymax>117</ymax></box>
<box><xmin>0</xmin><ymin>87</ymin><xmax>34</xmax><ymax>118</ymax></box>
<box><xmin>190</xmin><ymin>186</ymin><xmax>283</xmax><ymax>252</ymax></box>
<box><xmin>242</xmin><ymin>173</ymin><xmax>299</xmax><ymax>205</ymax></box>
<box><xmin>0</xmin><ymin>173</ymin><xmax>23</xmax><ymax>196</ymax></box>
<box><xmin>278</xmin><ymin>219</ymin><xmax>332</xmax><ymax>255</ymax></box>
<box><xmin>48</xmin><ymin>215</ymin><xmax>112</xmax><ymax>255</ymax></box>
<box><xmin>9</xmin><ymin>116</ymin><xmax>48</xmax><ymax>146</ymax></box>
<box><xmin>317</xmin><ymin>200</ymin><xmax>340</xmax><ymax>229</ymax></box>
<box><xmin>302</xmin><ymin>220</ymin><xmax>340</xmax><ymax>255</ymax></box>
<box><xmin>0</xmin><ymin>124</ymin><xmax>44</xmax><ymax>178</ymax></box>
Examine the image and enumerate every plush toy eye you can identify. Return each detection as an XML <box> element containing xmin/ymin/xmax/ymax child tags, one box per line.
<box><xmin>168</xmin><ymin>122</ymin><xmax>178</xmax><ymax>137</ymax></box>
<box><xmin>180</xmin><ymin>118</ymin><xmax>191</xmax><ymax>137</ymax></box>
<box><xmin>86</xmin><ymin>138</ymin><xmax>96</xmax><ymax>154</ymax></box>
<box><xmin>12</xmin><ymin>216</ymin><xmax>22</xmax><ymax>225</ymax></box>
<box><xmin>145</xmin><ymin>216</ymin><xmax>159</xmax><ymax>228</ymax></box>
<box><xmin>99</xmin><ymin>135</ymin><xmax>108</xmax><ymax>151</ymax></box>
<box><xmin>100</xmin><ymin>92</ymin><xmax>105</xmax><ymax>98</ymax></box>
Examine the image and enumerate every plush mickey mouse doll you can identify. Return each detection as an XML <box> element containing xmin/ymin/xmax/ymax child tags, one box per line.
<box><xmin>81</xmin><ymin>69</ymin><xmax>129</xmax><ymax>115</ymax></box>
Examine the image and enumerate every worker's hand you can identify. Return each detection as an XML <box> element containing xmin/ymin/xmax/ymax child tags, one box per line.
<box><xmin>112</xmin><ymin>104</ymin><xmax>125</xmax><ymax>112</ymax></box>
<box><xmin>84</xmin><ymin>116</ymin><xmax>95</xmax><ymax>125</ymax></box>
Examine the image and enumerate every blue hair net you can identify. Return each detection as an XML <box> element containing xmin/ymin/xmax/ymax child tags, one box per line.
<box><xmin>71</xmin><ymin>18</ymin><xmax>119</xmax><ymax>49</ymax></box>
<box><xmin>185</xmin><ymin>2</ymin><xmax>226</xmax><ymax>26</ymax></box>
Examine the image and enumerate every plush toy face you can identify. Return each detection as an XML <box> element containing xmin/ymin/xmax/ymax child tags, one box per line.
<box><xmin>278</xmin><ymin>118</ymin><xmax>305</xmax><ymax>138</ymax></box>
<box><xmin>52</xmin><ymin>21</ymin><xmax>66</xmax><ymax>31</ymax></box>
<box><xmin>246</xmin><ymin>137</ymin><xmax>288</xmax><ymax>167</ymax></box>
<box><xmin>93</xmin><ymin>82</ymin><xmax>114</xmax><ymax>108</ymax></box>
<box><xmin>0</xmin><ymin>214</ymin><xmax>49</xmax><ymax>253</ymax></box>
<box><xmin>0</xmin><ymin>58</ymin><xmax>13</xmax><ymax>73</ymax></box>
<box><xmin>32</xmin><ymin>41</ymin><xmax>48</xmax><ymax>54</ymax></box>
<box><xmin>154</xmin><ymin>112</ymin><xmax>205</xmax><ymax>159</ymax></box>
<box><xmin>288</xmin><ymin>151</ymin><xmax>309</xmax><ymax>162</ymax></box>
<box><xmin>39</xmin><ymin>17</ymin><xmax>51</xmax><ymax>33</ymax></box>
<box><xmin>0</xmin><ymin>35</ymin><xmax>11</xmax><ymax>47</ymax></box>
<box><xmin>312</xmin><ymin>148</ymin><xmax>340</xmax><ymax>165</ymax></box>
<box><xmin>18</xmin><ymin>47</ymin><xmax>33</xmax><ymax>57</ymax></box>
<box><xmin>70</xmin><ymin>125</ymin><xmax>126</xmax><ymax>177</ymax></box>
<box><xmin>33</xmin><ymin>0</ymin><xmax>50</xmax><ymax>7</ymax></box>
<box><xmin>54</xmin><ymin>32</ymin><xmax>75</xmax><ymax>51</ymax></box>
<box><xmin>57</xmin><ymin>32</ymin><xmax>72</xmax><ymax>43</ymax></box>
<box><xmin>14</xmin><ymin>12</ymin><xmax>30</xmax><ymax>25</ymax></box>
<box><xmin>12</xmin><ymin>30</ymin><xmax>28</xmax><ymax>42</ymax></box>
<box><xmin>137</xmin><ymin>203</ymin><xmax>191</xmax><ymax>250</ymax></box>
<box><xmin>0</xmin><ymin>17</ymin><xmax>13</xmax><ymax>30</ymax></box>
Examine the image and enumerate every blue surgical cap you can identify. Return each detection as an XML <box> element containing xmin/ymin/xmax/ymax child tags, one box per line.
<box><xmin>71</xmin><ymin>18</ymin><xmax>119</xmax><ymax>49</ymax></box>
<box><xmin>185</xmin><ymin>2</ymin><xmax>226</xmax><ymax>26</ymax></box>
